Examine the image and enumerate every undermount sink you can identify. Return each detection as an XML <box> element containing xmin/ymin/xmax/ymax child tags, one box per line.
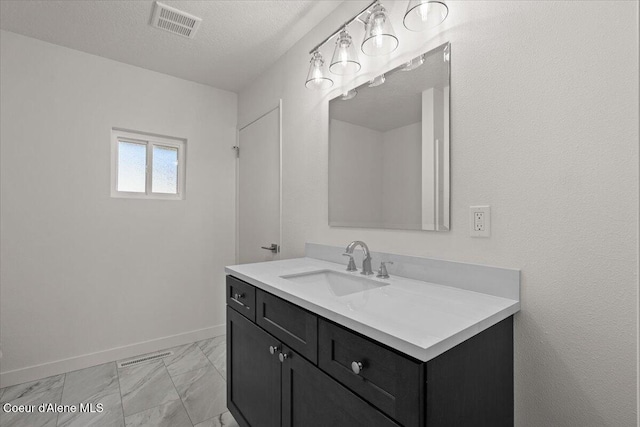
<box><xmin>281</xmin><ymin>269</ymin><xmax>389</xmax><ymax>297</ymax></box>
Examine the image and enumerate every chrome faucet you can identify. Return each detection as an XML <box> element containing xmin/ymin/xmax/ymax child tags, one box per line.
<box><xmin>345</xmin><ymin>241</ymin><xmax>373</xmax><ymax>275</ymax></box>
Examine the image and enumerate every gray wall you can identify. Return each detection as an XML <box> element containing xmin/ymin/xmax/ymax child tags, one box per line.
<box><xmin>0</xmin><ymin>31</ymin><xmax>237</xmax><ymax>386</ymax></box>
<box><xmin>238</xmin><ymin>1</ymin><xmax>639</xmax><ymax>425</ymax></box>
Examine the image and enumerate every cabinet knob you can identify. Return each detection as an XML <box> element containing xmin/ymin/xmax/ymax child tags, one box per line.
<box><xmin>234</xmin><ymin>293</ymin><xmax>245</xmax><ymax>300</ymax></box>
<box><xmin>278</xmin><ymin>352</ymin><xmax>289</xmax><ymax>363</ymax></box>
<box><xmin>351</xmin><ymin>361</ymin><xmax>364</xmax><ymax>375</ymax></box>
<box><xmin>269</xmin><ymin>345</ymin><xmax>280</xmax><ymax>355</ymax></box>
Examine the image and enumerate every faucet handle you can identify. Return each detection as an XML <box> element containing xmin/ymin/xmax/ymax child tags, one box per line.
<box><xmin>342</xmin><ymin>253</ymin><xmax>358</xmax><ymax>272</ymax></box>
<box><xmin>376</xmin><ymin>261</ymin><xmax>394</xmax><ymax>279</ymax></box>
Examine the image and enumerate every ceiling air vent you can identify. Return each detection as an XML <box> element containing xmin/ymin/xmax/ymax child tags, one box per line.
<box><xmin>151</xmin><ymin>1</ymin><xmax>202</xmax><ymax>39</ymax></box>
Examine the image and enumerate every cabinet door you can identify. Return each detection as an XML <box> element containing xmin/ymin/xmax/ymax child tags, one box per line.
<box><xmin>227</xmin><ymin>307</ymin><xmax>281</xmax><ymax>427</ymax></box>
<box><xmin>281</xmin><ymin>346</ymin><xmax>400</xmax><ymax>427</ymax></box>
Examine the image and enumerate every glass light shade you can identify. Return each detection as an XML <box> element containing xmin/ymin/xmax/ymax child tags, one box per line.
<box><xmin>330</xmin><ymin>30</ymin><xmax>361</xmax><ymax>75</ymax></box>
<box><xmin>403</xmin><ymin>0</ymin><xmax>448</xmax><ymax>32</ymax></box>
<box><xmin>305</xmin><ymin>51</ymin><xmax>333</xmax><ymax>90</ymax></box>
<box><xmin>340</xmin><ymin>89</ymin><xmax>357</xmax><ymax>100</ymax></box>
<box><xmin>361</xmin><ymin>3</ymin><xmax>398</xmax><ymax>56</ymax></box>
<box><xmin>401</xmin><ymin>55</ymin><xmax>425</xmax><ymax>71</ymax></box>
<box><xmin>368</xmin><ymin>74</ymin><xmax>385</xmax><ymax>87</ymax></box>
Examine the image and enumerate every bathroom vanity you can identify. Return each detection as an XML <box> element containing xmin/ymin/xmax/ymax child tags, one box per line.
<box><xmin>225</xmin><ymin>244</ymin><xmax>520</xmax><ymax>427</ymax></box>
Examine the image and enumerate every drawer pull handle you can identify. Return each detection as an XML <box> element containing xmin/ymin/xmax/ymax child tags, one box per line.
<box><xmin>279</xmin><ymin>352</ymin><xmax>289</xmax><ymax>363</ymax></box>
<box><xmin>351</xmin><ymin>361</ymin><xmax>364</xmax><ymax>375</ymax></box>
<box><xmin>269</xmin><ymin>345</ymin><xmax>280</xmax><ymax>355</ymax></box>
<box><xmin>230</xmin><ymin>295</ymin><xmax>249</xmax><ymax>309</ymax></box>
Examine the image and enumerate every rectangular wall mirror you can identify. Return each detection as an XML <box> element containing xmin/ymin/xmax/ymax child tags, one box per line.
<box><xmin>329</xmin><ymin>42</ymin><xmax>450</xmax><ymax>231</ymax></box>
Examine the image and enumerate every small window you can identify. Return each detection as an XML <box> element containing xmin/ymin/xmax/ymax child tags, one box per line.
<box><xmin>111</xmin><ymin>129</ymin><xmax>186</xmax><ymax>200</ymax></box>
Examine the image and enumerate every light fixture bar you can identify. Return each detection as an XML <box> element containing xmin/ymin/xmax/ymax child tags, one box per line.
<box><xmin>308</xmin><ymin>0</ymin><xmax>378</xmax><ymax>55</ymax></box>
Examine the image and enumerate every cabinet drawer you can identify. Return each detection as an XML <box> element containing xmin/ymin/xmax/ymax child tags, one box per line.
<box><xmin>318</xmin><ymin>320</ymin><xmax>423</xmax><ymax>427</ymax></box>
<box><xmin>227</xmin><ymin>276</ymin><xmax>256</xmax><ymax>322</ymax></box>
<box><xmin>256</xmin><ymin>290</ymin><xmax>318</xmax><ymax>364</ymax></box>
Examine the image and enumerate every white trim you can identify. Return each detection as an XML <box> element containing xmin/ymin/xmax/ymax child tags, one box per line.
<box><xmin>0</xmin><ymin>324</ymin><xmax>225</xmax><ymax>388</ymax></box>
<box><xmin>278</xmin><ymin>99</ymin><xmax>283</xmax><ymax>259</ymax></box>
<box><xmin>110</xmin><ymin>129</ymin><xmax>187</xmax><ymax>200</ymax></box>
<box><xmin>234</xmin><ymin>128</ymin><xmax>240</xmax><ymax>264</ymax></box>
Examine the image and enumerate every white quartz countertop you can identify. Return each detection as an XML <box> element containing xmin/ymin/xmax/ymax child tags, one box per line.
<box><xmin>225</xmin><ymin>257</ymin><xmax>520</xmax><ymax>362</ymax></box>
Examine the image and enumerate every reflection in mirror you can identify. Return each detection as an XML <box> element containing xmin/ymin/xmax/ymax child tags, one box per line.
<box><xmin>329</xmin><ymin>42</ymin><xmax>450</xmax><ymax>231</ymax></box>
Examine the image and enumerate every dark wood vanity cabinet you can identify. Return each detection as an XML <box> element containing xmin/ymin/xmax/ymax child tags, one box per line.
<box><xmin>226</xmin><ymin>275</ymin><xmax>514</xmax><ymax>427</ymax></box>
<box><xmin>228</xmin><ymin>307</ymin><xmax>398</xmax><ymax>427</ymax></box>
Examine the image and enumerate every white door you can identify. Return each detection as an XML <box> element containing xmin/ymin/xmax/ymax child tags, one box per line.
<box><xmin>238</xmin><ymin>105</ymin><xmax>281</xmax><ymax>264</ymax></box>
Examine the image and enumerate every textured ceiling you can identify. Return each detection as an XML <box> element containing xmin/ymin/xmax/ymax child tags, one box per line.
<box><xmin>330</xmin><ymin>44</ymin><xmax>449</xmax><ymax>132</ymax></box>
<box><xmin>0</xmin><ymin>0</ymin><xmax>343</xmax><ymax>92</ymax></box>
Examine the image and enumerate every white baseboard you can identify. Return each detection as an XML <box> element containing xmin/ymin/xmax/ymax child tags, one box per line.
<box><xmin>0</xmin><ymin>324</ymin><xmax>226</xmax><ymax>388</ymax></box>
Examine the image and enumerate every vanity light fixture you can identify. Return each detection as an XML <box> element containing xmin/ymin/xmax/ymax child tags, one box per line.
<box><xmin>403</xmin><ymin>0</ymin><xmax>449</xmax><ymax>32</ymax></box>
<box><xmin>305</xmin><ymin>0</ymin><xmax>449</xmax><ymax>89</ymax></box>
<box><xmin>330</xmin><ymin>29</ymin><xmax>361</xmax><ymax>75</ymax></box>
<box><xmin>340</xmin><ymin>89</ymin><xmax>358</xmax><ymax>100</ymax></box>
<box><xmin>368</xmin><ymin>74</ymin><xmax>385</xmax><ymax>87</ymax></box>
<box><xmin>401</xmin><ymin>54</ymin><xmax>425</xmax><ymax>71</ymax></box>
<box><xmin>305</xmin><ymin>51</ymin><xmax>333</xmax><ymax>90</ymax></box>
<box><xmin>361</xmin><ymin>3</ymin><xmax>398</xmax><ymax>56</ymax></box>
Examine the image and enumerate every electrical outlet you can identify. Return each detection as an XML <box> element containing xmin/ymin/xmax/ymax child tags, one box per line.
<box><xmin>470</xmin><ymin>206</ymin><xmax>491</xmax><ymax>237</ymax></box>
<box><xmin>474</xmin><ymin>211</ymin><xmax>485</xmax><ymax>231</ymax></box>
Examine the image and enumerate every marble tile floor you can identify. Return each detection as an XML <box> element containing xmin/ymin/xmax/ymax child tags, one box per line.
<box><xmin>0</xmin><ymin>336</ymin><xmax>237</xmax><ymax>427</ymax></box>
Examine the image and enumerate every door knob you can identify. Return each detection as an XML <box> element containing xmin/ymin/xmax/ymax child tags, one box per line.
<box><xmin>261</xmin><ymin>243</ymin><xmax>279</xmax><ymax>253</ymax></box>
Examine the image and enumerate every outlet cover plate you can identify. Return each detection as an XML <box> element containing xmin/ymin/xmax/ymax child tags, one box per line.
<box><xmin>470</xmin><ymin>206</ymin><xmax>491</xmax><ymax>237</ymax></box>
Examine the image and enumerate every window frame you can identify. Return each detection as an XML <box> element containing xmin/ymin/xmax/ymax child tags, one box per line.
<box><xmin>110</xmin><ymin>129</ymin><xmax>186</xmax><ymax>200</ymax></box>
